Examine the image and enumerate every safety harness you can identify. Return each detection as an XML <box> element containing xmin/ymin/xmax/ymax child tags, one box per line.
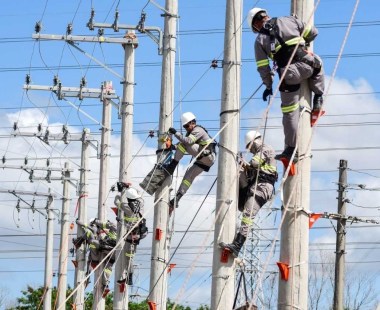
<box><xmin>193</xmin><ymin>125</ymin><xmax>218</xmax><ymax>155</ymax></box>
<box><xmin>260</xmin><ymin>18</ymin><xmax>322</xmax><ymax>92</ymax></box>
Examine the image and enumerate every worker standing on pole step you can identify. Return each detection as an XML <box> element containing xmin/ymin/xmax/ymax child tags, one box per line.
<box><xmin>219</xmin><ymin>131</ymin><xmax>277</xmax><ymax>257</ymax></box>
<box><xmin>114</xmin><ymin>183</ymin><xmax>147</xmax><ymax>286</ymax></box>
<box><xmin>91</xmin><ymin>219</ymin><xmax>118</xmax><ymax>297</ymax></box>
<box><xmin>73</xmin><ymin>218</ymin><xmax>117</xmax><ymax>294</ymax></box>
<box><xmin>247</xmin><ymin>7</ymin><xmax>325</xmax><ymax>162</ymax></box>
<box><xmin>73</xmin><ymin>219</ymin><xmax>101</xmax><ymax>287</ymax></box>
<box><xmin>166</xmin><ymin>112</ymin><xmax>217</xmax><ymax>215</ymax></box>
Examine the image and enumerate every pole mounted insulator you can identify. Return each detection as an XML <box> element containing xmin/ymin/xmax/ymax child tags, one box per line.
<box><xmin>137</xmin><ymin>12</ymin><xmax>147</xmax><ymax>33</ymax></box>
<box><xmin>66</xmin><ymin>23</ymin><xmax>73</xmax><ymax>35</ymax></box>
<box><xmin>25</xmin><ymin>74</ymin><xmax>31</xmax><ymax>85</ymax></box>
<box><xmin>53</xmin><ymin>75</ymin><xmax>60</xmax><ymax>86</ymax></box>
<box><xmin>13</xmin><ymin>122</ymin><xmax>18</xmax><ymax>131</ymax></box>
<box><xmin>87</xmin><ymin>8</ymin><xmax>95</xmax><ymax>30</ymax></box>
<box><xmin>62</xmin><ymin>125</ymin><xmax>69</xmax><ymax>144</ymax></box>
<box><xmin>211</xmin><ymin>59</ymin><xmax>219</xmax><ymax>69</ymax></box>
<box><xmin>44</xmin><ymin>129</ymin><xmax>50</xmax><ymax>145</ymax></box>
<box><xmin>113</xmin><ymin>9</ymin><xmax>119</xmax><ymax>32</ymax></box>
<box><xmin>80</xmin><ymin>77</ymin><xmax>87</xmax><ymax>88</ymax></box>
<box><xmin>98</xmin><ymin>28</ymin><xmax>104</xmax><ymax>37</ymax></box>
<box><xmin>35</xmin><ymin>21</ymin><xmax>42</xmax><ymax>33</ymax></box>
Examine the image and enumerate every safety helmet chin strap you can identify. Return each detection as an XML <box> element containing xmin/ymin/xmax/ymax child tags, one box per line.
<box><xmin>252</xmin><ymin>24</ymin><xmax>261</xmax><ymax>33</ymax></box>
<box><xmin>252</xmin><ymin>12</ymin><xmax>269</xmax><ymax>33</ymax></box>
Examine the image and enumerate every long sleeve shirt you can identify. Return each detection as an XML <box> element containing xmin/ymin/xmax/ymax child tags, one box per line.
<box><xmin>254</xmin><ymin>16</ymin><xmax>319</xmax><ymax>89</ymax></box>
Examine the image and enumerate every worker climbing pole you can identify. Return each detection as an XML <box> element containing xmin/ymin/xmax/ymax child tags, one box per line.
<box><xmin>113</xmin><ymin>183</ymin><xmax>147</xmax><ymax>291</ymax></box>
<box><xmin>245</xmin><ymin>1</ymin><xmax>318</xmax><ymax>308</ymax></box>
<box><xmin>219</xmin><ymin>131</ymin><xmax>278</xmax><ymax>257</ymax></box>
<box><xmin>247</xmin><ymin>6</ymin><xmax>325</xmax><ymax>166</ymax></box>
<box><xmin>140</xmin><ymin>112</ymin><xmax>216</xmax><ymax>217</ymax></box>
<box><xmin>72</xmin><ymin>218</ymin><xmax>117</xmax><ymax>295</ymax></box>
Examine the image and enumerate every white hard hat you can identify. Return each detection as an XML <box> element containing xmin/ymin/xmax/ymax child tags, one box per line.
<box><xmin>89</xmin><ymin>218</ymin><xmax>96</xmax><ymax>225</ymax></box>
<box><xmin>245</xmin><ymin>130</ymin><xmax>262</xmax><ymax>148</ymax></box>
<box><xmin>247</xmin><ymin>8</ymin><xmax>267</xmax><ymax>31</ymax></box>
<box><xmin>181</xmin><ymin>112</ymin><xmax>196</xmax><ymax>125</ymax></box>
<box><xmin>124</xmin><ymin>187</ymin><xmax>141</xmax><ymax>200</ymax></box>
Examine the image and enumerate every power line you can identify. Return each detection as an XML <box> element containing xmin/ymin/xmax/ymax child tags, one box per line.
<box><xmin>2</xmin><ymin>52</ymin><xmax>380</xmax><ymax>73</ymax></box>
<box><xmin>1</xmin><ymin>20</ymin><xmax>380</xmax><ymax>44</ymax></box>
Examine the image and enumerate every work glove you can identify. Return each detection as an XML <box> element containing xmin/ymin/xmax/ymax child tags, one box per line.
<box><xmin>262</xmin><ymin>88</ymin><xmax>273</xmax><ymax>101</ymax></box>
<box><xmin>168</xmin><ymin>127</ymin><xmax>177</xmax><ymax>134</ymax></box>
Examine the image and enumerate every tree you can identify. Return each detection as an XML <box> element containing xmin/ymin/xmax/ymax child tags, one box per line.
<box><xmin>8</xmin><ymin>286</ymin><xmax>209</xmax><ymax>309</ymax></box>
<box><xmin>6</xmin><ymin>286</ymin><xmax>112</xmax><ymax>310</ymax></box>
<box><xmin>308</xmin><ymin>250</ymin><xmax>379</xmax><ymax>310</ymax></box>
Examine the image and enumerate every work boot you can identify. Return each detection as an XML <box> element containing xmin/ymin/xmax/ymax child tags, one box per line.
<box><xmin>275</xmin><ymin>146</ymin><xmax>298</xmax><ymax>163</ymax></box>
<box><xmin>311</xmin><ymin>95</ymin><xmax>325</xmax><ymax>127</ymax></box>
<box><xmin>169</xmin><ymin>193</ymin><xmax>183</xmax><ymax>216</ymax></box>
<box><xmin>312</xmin><ymin>94</ymin><xmax>323</xmax><ymax>111</ymax></box>
<box><xmin>164</xmin><ymin>159</ymin><xmax>179</xmax><ymax>175</ymax></box>
<box><xmin>219</xmin><ymin>233</ymin><xmax>246</xmax><ymax>258</ymax></box>
<box><xmin>127</xmin><ymin>272</ymin><xmax>133</xmax><ymax>286</ymax></box>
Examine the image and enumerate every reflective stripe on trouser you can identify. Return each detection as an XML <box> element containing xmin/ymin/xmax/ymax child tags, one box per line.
<box><xmin>177</xmin><ymin>153</ymin><xmax>215</xmax><ymax>196</ymax></box>
<box><xmin>281</xmin><ymin>91</ymin><xmax>300</xmax><ymax>148</ymax></box>
<box><xmin>239</xmin><ymin>182</ymin><xmax>273</xmax><ymax>237</ymax></box>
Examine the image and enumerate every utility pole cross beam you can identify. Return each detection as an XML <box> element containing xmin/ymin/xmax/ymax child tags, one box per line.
<box><xmin>32</xmin><ymin>33</ymin><xmax>138</xmax><ymax>45</ymax></box>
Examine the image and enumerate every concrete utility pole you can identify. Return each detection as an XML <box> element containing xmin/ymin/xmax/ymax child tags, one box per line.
<box><xmin>148</xmin><ymin>0</ymin><xmax>178</xmax><ymax>309</ymax></box>
<box><xmin>333</xmin><ymin>159</ymin><xmax>347</xmax><ymax>310</ymax></box>
<box><xmin>113</xmin><ymin>32</ymin><xmax>137</xmax><ymax>309</ymax></box>
<box><xmin>211</xmin><ymin>0</ymin><xmax>242</xmax><ymax>309</ymax></box>
<box><xmin>44</xmin><ymin>190</ymin><xmax>54</xmax><ymax>310</ymax></box>
<box><xmin>93</xmin><ymin>81</ymin><xmax>113</xmax><ymax>309</ymax></box>
<box><xmin>1</xmin><ymin>189</ymin><xmax>56</xmax><ymax>310</ymax></box>
<box><xmin>57</xmin><ymin>162</ymin><xmax>71</xmax><ymax>309</ymax></box>
<box><xmin>278</xmin><ymin>0</ymin><xmax>313</xmax><ymax>309</ymax></box>
<box><xmin>73</xmin><ymin>129</ymin><xmax>91</xmax><ymax>310</ymax></box>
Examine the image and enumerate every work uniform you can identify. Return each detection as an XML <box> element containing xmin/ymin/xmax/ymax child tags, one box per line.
<box><xmin>239</xmin><ymin>143</ymin><xmax>277</xmax><ymax>237</ymax></box>
<box><xmin>114</xmin><ymin>192</ymin><xmax>147</xmax><ymax>284</ymax></box>
<box><xmin>74</xmin><ymin>219</ymin><xmax>117</xmax><ymax>287</ymax></box>
<box><xmin>74</xmin><ymin>220</ymin><xmax>101</xmax><ymax>266</ymax></box>
<box><xmin>172</xmin><ymin>125</ymin><xmax>216</xmax><ymax>197</ymax></box>
<box><xmin>255</xmin><ymin>16</ymin><xmax>325</xmax><ymax>148</ymax></box>
<box><xmin>92</xmin><ymin>220</ymin><xmax>117</xmax><ymax>287</ymax></box>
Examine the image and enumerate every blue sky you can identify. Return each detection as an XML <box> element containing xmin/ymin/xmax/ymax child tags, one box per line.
<box><xmin>0</xmin><ymin>0</ymin><xmax>379</xmax><ymax>308</ymax></box>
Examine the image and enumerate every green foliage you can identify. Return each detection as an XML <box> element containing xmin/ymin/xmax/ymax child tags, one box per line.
<box><xmin>7</xmin><ymin>286</ymin><xmax>113</xmax><ymax>310</ymax></box>
<box><xmin>197</xmin><ymin>305</ymin><xmax>210</xmax><ymax>310</ymax></box>
<box><xmin>8</xmin><ymin>285</ymin><xmax>74</xmax><ymax>310</ymax></box>
<box><xmin>129</xmin><ymin>299</ymin><xmax>150</xmax><ymax>310</ymax></box>
<box><xmin>9</xmin><ymin>285</ymin><xmax>209</xmax><ymax>310</ymax></box>
<box><xmin>167</xmin><ymin>298</ymin><xmax>192</xmax><ymax>310</ymax></box>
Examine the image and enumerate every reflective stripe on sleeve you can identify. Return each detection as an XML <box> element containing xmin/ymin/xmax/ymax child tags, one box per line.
<box><xmin>256</xmin><ymin>59</ymin><xmax>270</xmax><ymax>68</ymax></box>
